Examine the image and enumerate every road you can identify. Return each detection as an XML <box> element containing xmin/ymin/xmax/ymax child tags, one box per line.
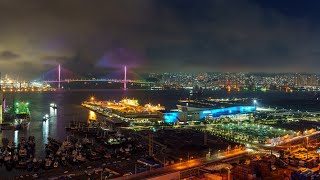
<box><xmin>113</xmin><ymin>149</ymin><xmax>247</xmax><ymax>180</ymax></box>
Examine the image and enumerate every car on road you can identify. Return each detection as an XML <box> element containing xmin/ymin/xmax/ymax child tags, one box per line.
<box><xmin>123</xmin><ymin>172</ymin><xmax>133</xmax><ymax>176</ymax></box>
<box><xmin>94</xmin><ymin>168</ymin><xmax>103</xmax><ymax>174</ymax></box>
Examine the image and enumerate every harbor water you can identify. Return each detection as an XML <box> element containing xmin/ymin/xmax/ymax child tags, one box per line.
<box><xmin>0</xmin><ymin>89</ymin><xmax>320</xmax><ymax>160</ymax></box>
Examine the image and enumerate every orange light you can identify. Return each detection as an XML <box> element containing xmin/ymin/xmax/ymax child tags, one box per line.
<box><xmin>226</xmin><ymin>86</ymin><xmax>231</xmax><ymax>92</ymax></box>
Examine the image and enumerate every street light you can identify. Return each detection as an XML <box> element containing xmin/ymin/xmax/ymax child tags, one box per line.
<box><xmin>253</xmin><ymin>99</ymin><xmax>257</xmax><ymax>107</ymax></box>
<box><xmin>179</xmin><ymin>158</ymin><xmax>182</xmax><ymax>164</ymax></box>
<box><xmin>307</xmin><ymin>136</ymin><xmax>309</xmax><ymax>159</ymax></box>
<box><xmin>226</xmin><ymin>167</ymin><xmax>231</xmax><ymax>180</ymax></box>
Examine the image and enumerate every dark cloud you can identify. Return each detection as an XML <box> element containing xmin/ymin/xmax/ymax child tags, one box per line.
<box><xmin>145</xmin><ymin>0</ymin><xmax>320</xmax><ymax>72</ymax></box>
<box><xmin>96</xmin><ymin>47</ymin><xmax>146</xmax><ymax>69</ymax></box>
<box><xmin>0</xmin><ymin>50</ymin><xmax>20</xmax><ymax>60</ymax></box>
<box><xmin>0</xmin><ymin>0</ymin><xmax>319</xmax><ymax>79</ymax></box>
<box><xmin>41</xmin><ymin>55</ymin><xmax>73</xmax><ymax>65</ymax></box>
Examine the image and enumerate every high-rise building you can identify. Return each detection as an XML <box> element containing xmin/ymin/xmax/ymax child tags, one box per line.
<box><xmin>309</xmin><ymin>75</ymin><xmax>318</xmax><ymax>86</ymax></box>
<box><xmin>0</xmin><ymin>73</ymin><xmax>3</xmax><ymax>124</ymax></box>
<box><xmin>294</xmin><ymin>74</ymin><xmax>318</xmax><ymax>86</ymax></box>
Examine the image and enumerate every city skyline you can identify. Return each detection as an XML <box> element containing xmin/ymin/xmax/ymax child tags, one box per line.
<box><xmin>3</xmin><ymin>70</ymin><xmax>320</xmax><ymax>92</ymax></box>
<box><xmin>2</xmin><ymin>1</ymin><xmax>320</xmax><ymax>179</ymax></box>
<box><xmin>1</xmin><ymin>1</ymin><xmax>320</xmax><ymax>79</ymax></box>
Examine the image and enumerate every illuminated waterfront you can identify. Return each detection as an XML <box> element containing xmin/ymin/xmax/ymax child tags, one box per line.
<box><xmin>1</xmin><ymin>90</ymin><xmax>320</xmax><ymax>178</ymax></box>
<box><xmin>0</xmin><ymin>90</ymin><xmax>188</xmax><ymax>158</ymax></box>
<box><xmin>0</xmin><ymin>90</ymin><xmax>318</xmax><ymax>154</ymax></box>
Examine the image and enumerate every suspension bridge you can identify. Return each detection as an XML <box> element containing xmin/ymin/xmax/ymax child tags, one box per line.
<box><xmin>38</xmin><ymin>64</ymin><xmax>153</xmax><ymax>89</ymax></box>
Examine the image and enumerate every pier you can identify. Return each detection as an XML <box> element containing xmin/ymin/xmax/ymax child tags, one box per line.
<box><xmin>81</xmin><ymin>98</ymin><xmax>165</xmax><ymax>124</ymax></box>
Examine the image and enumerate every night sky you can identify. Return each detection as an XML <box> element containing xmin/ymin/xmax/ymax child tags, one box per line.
<box><xmin>0</xmin><ymin>0</ymin><xmax>320</xmax><ymax>79</ymax></box>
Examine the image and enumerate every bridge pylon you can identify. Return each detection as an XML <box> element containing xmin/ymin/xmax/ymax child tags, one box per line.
<box><xmin>124</xmin><ymin>65</ymin><xmax>127</xmax><ymax>90</ymax></box>
<box><xmin>58</xmin><ymin>64</ymin><xmax>61</xmax><ymax>89</ymax></box>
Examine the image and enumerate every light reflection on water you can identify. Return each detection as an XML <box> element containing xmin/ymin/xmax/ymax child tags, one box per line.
<box><xmin>42</xmin><ymin>120</ymin><xmax>49</xmax><ymax>145</ymax></box>
<box><xmin>14</xmin><ymin>130</ymin><xmax>18</xmax><ymax>146</ymax></box>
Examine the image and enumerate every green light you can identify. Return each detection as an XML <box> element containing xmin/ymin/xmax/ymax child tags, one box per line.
<box><xmin>261</xmin><ymin>87</ymin><xmax>267</xmax><ymax>92</ymax></box>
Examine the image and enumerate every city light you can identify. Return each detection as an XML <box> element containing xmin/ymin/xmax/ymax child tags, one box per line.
<box><xmin>2</xmin><ymin>1</ymin><xmax>320</xmax><ymax>180</ymax></box>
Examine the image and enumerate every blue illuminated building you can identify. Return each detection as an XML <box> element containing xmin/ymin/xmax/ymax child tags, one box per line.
<box><xmin>163</xmin><ymin>106</ymin><xmax>256</xmax><ymax>124</ymax></box>
<box><xmin>163</xmin><ymin>112</ymin><xmax>179</xmax><ymax>123</ymax></box>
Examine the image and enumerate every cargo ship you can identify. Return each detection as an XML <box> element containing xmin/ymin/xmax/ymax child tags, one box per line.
<box><xmin>1</xmin><ymin>101</ymin><xmax>31</xmax><ymax>130</ymax></box>
<box><xmin>14</xmin><ymin>101</ymin><xmax>31</xmax><ymax>129</ymax></box>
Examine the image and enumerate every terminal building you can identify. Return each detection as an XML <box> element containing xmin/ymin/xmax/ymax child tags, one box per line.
<box><xmin>82</xmin><ymin>98</ymin><xmax>256</xmax><ymax>125</ymax></box>
<box><xmin>162</xmin><ymin>101</ymin><xmax>256</xmax><ymax>123</ymax></box>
